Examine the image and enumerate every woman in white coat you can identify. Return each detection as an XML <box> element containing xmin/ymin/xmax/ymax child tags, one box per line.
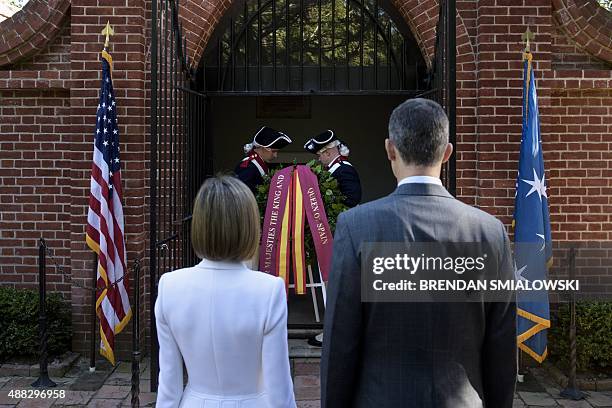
<box><xmin>155</xmin><ymin>176</ymin><xmax>297</xmax><ymax>408</ymax></box>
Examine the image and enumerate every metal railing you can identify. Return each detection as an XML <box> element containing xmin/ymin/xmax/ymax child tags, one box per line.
<box><xmin>36</xmin><ymin>238</ymin><xmax>144</xmax><ymax>407</ymax></box>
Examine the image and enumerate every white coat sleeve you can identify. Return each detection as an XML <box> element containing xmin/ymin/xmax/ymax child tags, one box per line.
<box><xmin>262</xmin><ymin>278</ymin><xmax>297</xmax><ymax>408</ymax></box>
<box><xmin>155</xmin><ymin>275</ymin><xmax>184</xmax><ymax>408</ymax></box>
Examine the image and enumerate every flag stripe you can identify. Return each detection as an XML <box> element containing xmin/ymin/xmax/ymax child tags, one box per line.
<box><xmin>91</xmin><ymin>161</ymin><xmax>120</xmax><ymax>265</ymax></box>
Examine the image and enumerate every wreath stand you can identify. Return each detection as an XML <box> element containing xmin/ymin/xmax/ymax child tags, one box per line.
<box><xmin>287</xmin><ymin>265</ymin><xmax>327</xmax><ymax>323</ymax></box>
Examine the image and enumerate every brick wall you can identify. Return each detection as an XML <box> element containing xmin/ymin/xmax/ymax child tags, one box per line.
<box><xmin>551</xmin><ymin>24</ymin><xmax>611</xmax><ymax>70</ymax></box>
<box><xmin>0</xmin><ymin>89</ymin><xmax>72</xmax><ymax>295</ymax></box>
<box><xmin>0</xmin><ymin>12</ymin><xmax>73</xmax><ymax>297</ymax></box>
<box><xmin>545</xmin><ymin>86</ymin><xmax>612</xmax><ymax>242</ymax></box>
<box><xmin>0</xmin><ymin>0</ymin><xmax>611</xmax><ymax>359</ymax></box>
<box><xmin>545</xmin><ymin>79</ymin><xmax>612</xmax><ymax>298</ymax></box>
<box><xmin>472</xmin><ymin>0</ymin><xmax>553</xmax><ymax>224</ymax></box>
<box><xmin>10</xmin><ymin>20</ymin><xmax>71</xmax><ymax>72</ymax></box>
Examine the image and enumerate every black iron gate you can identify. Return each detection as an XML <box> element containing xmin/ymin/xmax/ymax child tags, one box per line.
<box><xmin>196</xmin><ymin>0</ymin><xmax>454</xmax><ymax>189</ymax></box>
<box><xmin>199</xmin><ymin>0</ymin><xmax>429</xmax><ymax>94</ymax></box>
<box><xmin>150</xmin><ymin>0</ymin><xmax>455</xmax><ymax>391</ymax></box>
<box><xmin>420</xmin><ymin>0</ymin><xmax>456</xmax><ymax>194</ymax></box>
<box><xmin>149</xmin><ymin>0</ymin><xmax>207</xmax><ymax>391</ymax></box>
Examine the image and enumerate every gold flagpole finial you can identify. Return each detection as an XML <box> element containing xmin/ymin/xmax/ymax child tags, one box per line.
<box><xmin>101</xmin><ymin>21</ymin><xmax>114</xmax><ymax>50</ymax></box>
<box><xmin>522</xmin><ymin>28</ymin><xmax>534</xmax><ymax>53</ymax></box>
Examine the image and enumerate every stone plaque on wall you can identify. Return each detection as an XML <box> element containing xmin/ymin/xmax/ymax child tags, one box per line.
<box><xmin>256</xmin><ymin>96</ymin><xmax>312</xmax><ymax>118</ymax></box>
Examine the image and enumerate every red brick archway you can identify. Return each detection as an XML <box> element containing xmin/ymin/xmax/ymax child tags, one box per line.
<box><xmin>173</xmin><ymin>0</ymin><xmax>478</xmax><ymax>199</ymax></box>
<box><xmin>174</xmin><ymin>0</ymin><xmax>478</xmax><ymax>198</ymax></box>
<box><xmin>0</xmin><ymin>0</ymin><xmax>70</xmax><ymax>67</ymax></box>
<box><xmin>176</xmin><ymin>0</ymin><xmax>475</xmax><ymax>72</ymax></box>
<box><xmin>552</xmin><ymin>0</ymin><xmax>612</xmax><ymax>64</ymax></box>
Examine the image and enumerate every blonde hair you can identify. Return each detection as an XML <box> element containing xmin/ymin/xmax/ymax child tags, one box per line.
<box><xmin>191</xmin><ymin>175</ymin><xmax>260</xmax><ymax>261</ymax></box>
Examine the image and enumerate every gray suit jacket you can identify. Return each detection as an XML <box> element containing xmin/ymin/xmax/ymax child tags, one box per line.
<box><xmin>321</xmin><ymin>183</ymin><xmax>517</xmax><ymax>408</ymax></box>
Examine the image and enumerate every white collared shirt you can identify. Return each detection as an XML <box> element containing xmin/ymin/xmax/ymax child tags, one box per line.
<box><xmin>327</xmin><ymin>154</ymin><xmax>341</xmax><ymax>166</ymax></box>
<box><xmin>397</xmin><ymin>175</ymin><xmax>443</xmax><ymax>186</ymax></box>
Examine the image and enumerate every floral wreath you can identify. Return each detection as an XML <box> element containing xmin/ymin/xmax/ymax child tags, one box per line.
<box><xmin>255</xmin><ymin>160</ymin><xmax>349</xmax><ymax>267</ymax></box>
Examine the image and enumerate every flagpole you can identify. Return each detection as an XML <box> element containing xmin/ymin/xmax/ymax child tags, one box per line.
<box><xmin>90</xmin><ymin>252</ymin><xmax>97</xmax><ymax>372</ymax></box>
<box><xmin>101</xmin><ymin>21</ymin><xmax>114</xmax><ymax>52</ymax></box>
<box><xmin>515</xmin><ymin>27</ymin><xmax>551</xmax><ymax>365</ymax></box>
<box><xmin>516</xmin><ymin>28</ymin><xmax>534</xmax><ymax>384</ymax></box>
<box><xmin>516</xmin><ymin>28</ymin><xmax>537</xmax><ymax>379</ymax></box>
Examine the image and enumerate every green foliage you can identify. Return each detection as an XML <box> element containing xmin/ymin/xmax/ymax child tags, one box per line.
<box><xmin>218</xmin><ymin>0</ymin><xmax>406</xmax><ymax>67</ymax></box>
<box><xmin>7</xmin><ymin>0</ymin><xmax>28</xmax><ymax>9</ymax></box>
<box><xmin>549</xmin><ymin>302</ymin><xmax>612</xmax><ymax>371</ymax></box>
<box><xmin>597</xmin><ymin>0</ymin><xmax>611</xmax><ymax>12</ymax></box>
<box><xmin>0</xmin><ymin>287</ymin><xmax>72</xmax><ymax>362</ymax></box>
<box><xmin>256</xmin><ymin>160</ymin><xmax>348</xmax><ymax>266</ymax></box>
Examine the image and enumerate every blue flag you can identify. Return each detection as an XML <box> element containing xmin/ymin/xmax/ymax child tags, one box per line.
<box><xmin>514</xmin><ymin>52</ymin><xmax>552</xmax><ymax>363</ymax></box>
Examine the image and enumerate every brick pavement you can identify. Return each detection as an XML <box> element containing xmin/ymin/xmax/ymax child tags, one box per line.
<box><xmin>0</xmin><ymin>352</ymin><xmax>611</xmax><ymax>407</ymax></box>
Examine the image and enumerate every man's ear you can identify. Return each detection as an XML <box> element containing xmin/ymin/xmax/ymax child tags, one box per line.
<box><xmin>441</xmin><ymin>143</ymin><xmax>453</xmax><ymax>164</ymax></box>
<box><xmin>385</xmin><ymin>139</ymin><xmax>396</xmax><ymax>162</ymax></box>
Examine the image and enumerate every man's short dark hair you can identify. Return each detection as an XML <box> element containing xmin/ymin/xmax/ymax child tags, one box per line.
<box><xmin>388</xmin><ymin>98</ymin><xmax>449</xmax><ymax>166</ymax></box>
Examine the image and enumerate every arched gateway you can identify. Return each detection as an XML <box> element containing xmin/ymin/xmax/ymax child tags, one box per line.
<box><xmin>149</xmin><ymin>0</ymin><xmax>456</xmax><ymax>389</ymax></box>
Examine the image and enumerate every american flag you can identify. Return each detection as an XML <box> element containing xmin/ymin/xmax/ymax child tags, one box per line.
<box><xmin>86</xmin><ymin>51</ymin><xmax>131</xmax><ymax>365</ymax></box>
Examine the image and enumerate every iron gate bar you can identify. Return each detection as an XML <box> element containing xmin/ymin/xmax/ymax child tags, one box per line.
<box><xmin>331</xmin><ymin>0</ymin><xmax>335</xmax><ymax>90</ymax></box>
<box><xmin>387</xmin><ymin>19</ymin><xmax>391</xmax><ymax>88</ymax></box>
<box><xmin>164</xmin><ymin>0</ymin><xmax>168</xmax><ymax>273</ymax></box>
<box><xmin>149</xmin><ymin>0</ymin><xmax>159</xmax><ymax>391</ymax></box>
<box><xmin>258</xmin><ymin>0</ymin><xmax>262</xmax><ymax>91</ymax></box>
<box><xmin>446</xmin><ymin>0</ymin><xmax>456</xmax><ymax>197</ymax></box>
<box><xmin>245</xmin><ymin>1</ymin><xmax>249</xmax><ymax>90</ymax></box>
<box><xmin>373</xmin><ymin>0</ymin><xmax>377</xmax><ymax>89</ymax></box>
<box><xmin>170</xmin><ymin>0</ymin><xmax>194</xmax><ymax>79</ymax></box>
<box><xmin>231</xmin><ymin>17</ymin><xmax>235</xmax><ymax>91</ymax></box>
<box><xmin>272</xmin><ymin>0</ymin><xmax>277</xmax><ymax>90</ymax></box>
<box><xmin>151</xmin><ymin>0</ymin><xmax>207</xmax><ymax>392</ymax></box>
<box><xmin>204</xmin><ymin>90</ymin><xmax>422</xmax><ymax>96</ymax></box>
<box><xmin>300</xmin><ymin>0</ymin><xmax>304</xmax><ymax>90</ymax></box>
<box><xmin>213</xmin><ymin>0</ymin><xmax>412</xmax><ymax>93</ymax></box>
<box><xmin>400</xmin><ymin>40</ymin><xmax>405</xmax><ymax>89</ymax></box>
<box><xmin>165</xmin><ymin>2</ymin><xmax>173</xmax><ymax>276</ymax></box>
<box><xmin>171</xmin><ymin>7</ymin><xmax>175</xmax><ymax>270</ymax></box>
<box><xmin>360</xmin><ymin>0</ymin><xmax>364</xmax><ymax>90</ymax></box>
<box><xmin>345</xmin><ymin>0</ymin><xmax>349</xmax><ymax>89</ymax></box>
<box><xmin>286</xmin><ymin>0</ymin><xmax>290</xmax><ymax>91</ymax></box>
<box><xmin>318</xmin><ymin>0</ymin><xmax>322</xmax><ymax>91</ymax></box>
<box><xmin>217</xmin><ymin>37</ymin><xmax>221</xmax><ymax>89</ymax></box>
<box><xmin>178</xmin><ymin>86</ymin><xmax>207</xmax><ymax>96</ymax></box>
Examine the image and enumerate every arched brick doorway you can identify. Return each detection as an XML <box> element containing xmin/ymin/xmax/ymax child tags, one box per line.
<box><xmin>148</xmin><ymin>0</ymin><xmax>470</xmax><ymax>390</ymax></box>
<box><xmin>195</xmin><ymin>0</ymin><xmax>433</xmax><ymax>329</ymax></box>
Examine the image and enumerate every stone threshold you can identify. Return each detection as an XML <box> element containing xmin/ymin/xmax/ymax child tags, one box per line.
<box><xmin>289</xmin><ymin>339</ymin><xmax>322</xmax><ymax>359</ymax></box>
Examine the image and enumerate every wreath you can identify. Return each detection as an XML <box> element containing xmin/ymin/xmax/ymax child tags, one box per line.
<box><xmin>255</xmin><ymin>160</ymin><xmax>349</xmax><ymax>267</ymax></box>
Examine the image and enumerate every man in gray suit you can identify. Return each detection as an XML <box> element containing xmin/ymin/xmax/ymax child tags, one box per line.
<box><xmin>321</xmin><ymin>98</ymin><xmax>517</xmax><ymax>408</ymax></box>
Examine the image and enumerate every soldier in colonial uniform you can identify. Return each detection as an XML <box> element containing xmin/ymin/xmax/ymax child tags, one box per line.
<box><xmin>235</xmin><ymin>126</ymin><xmax>292</xmax><ymax>194</ymax></box>
<box><xmin>304</xmin><ymin>130</ymin><xmax>362</xmax><ymax>207</ymax></box>
<box><xmin>304</xmin><ymin>130</ymin><xmax>362</xmax><ymax>347</ymax></box>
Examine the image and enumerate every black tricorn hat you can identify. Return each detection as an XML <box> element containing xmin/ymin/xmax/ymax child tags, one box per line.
<box><xmin>252</xmin><ymin>126</ymin><xmax>292</xmax><ymax>149</ymax></box>
<box><xmin>304</xmin><ymin>130</ymin><xmax>339</xmax><ymax>154</ymax></box>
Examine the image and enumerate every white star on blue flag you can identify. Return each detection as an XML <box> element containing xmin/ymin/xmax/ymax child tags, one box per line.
<box><xmin>513</xmin><ymin>54</ymin><xmax>552</xmax><ymax>362</ymax></box>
